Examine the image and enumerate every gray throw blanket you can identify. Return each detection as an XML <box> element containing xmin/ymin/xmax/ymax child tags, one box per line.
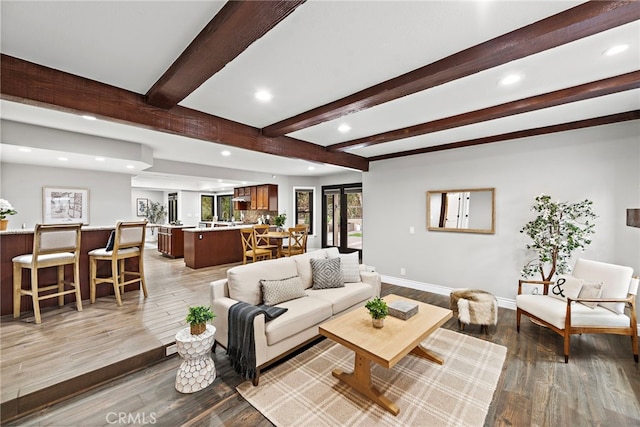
<box><xmin>227</xmin><ymin>302</ymin><xmax>288</xmax><ymax>381</ymax></box>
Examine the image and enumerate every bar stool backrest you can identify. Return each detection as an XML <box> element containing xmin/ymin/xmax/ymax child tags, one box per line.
<box><xmin>34</xmin><ymin>223</ymin><xmax>82</xmax><ymax>258</ymax></box>
<box><xmin>113</xmin><ymin>220</ymin><xmax>147</xmax><ymax>252</ymax></box>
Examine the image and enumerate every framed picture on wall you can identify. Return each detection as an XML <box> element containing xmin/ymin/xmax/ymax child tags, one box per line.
<box><xmin>43</xmin><ymin>187</ymin><xmax>89</xmax><ymax>225</ymax></box>
<box><xmin>136</xmin><ymin>198</ymin><xmax>149</xmax><ymax>217</ymax></box>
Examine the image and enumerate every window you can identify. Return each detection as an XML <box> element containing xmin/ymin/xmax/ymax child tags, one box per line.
<box><xmin>217</xmin><ymin>194</ymin><xmax>233</xmax><ymax>222</ymax></box>
<box><xmin>200</xmin><ymin>195</ymin><xmax>214</xmax><ymax>221</ymax></box>
<box><xmin>294</xmin><ymin>188</ymin><xmax>314</xmax><ymax>234</ymax></box>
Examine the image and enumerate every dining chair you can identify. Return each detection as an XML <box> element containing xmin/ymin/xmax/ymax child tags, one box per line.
<box><xmin>13</xmin><ymin>223</ymin><xmax>83</xmax><ymax>324</ymax></box>
<box><xmin>88</xmin><ymin>220</ymin><xmax>148</xmax><ymax>306</ymax></box>
<box><xmin>253</xmin><ymin>224</ymin><xmax>278</xmax><ymax>254</ymax></box>
<box><xmin>240</xmin><ymin>228</ymin><xmax>272</xmax><ymax>264</ymax></box>
<box><xmin>278</xmin><ymin>225</ymin><xmax>308</xmax><ymax>257</ymax></box>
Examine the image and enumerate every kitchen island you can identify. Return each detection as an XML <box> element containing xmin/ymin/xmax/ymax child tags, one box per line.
<box><xmin>157</xmin><ymin>225</ymin><xmax>194</xmax><ymax>258</ymax></box>
<box><xmin>183</xmin><ymin>225</ymin><xmax>253</xmax><ymax>269</ymax></box>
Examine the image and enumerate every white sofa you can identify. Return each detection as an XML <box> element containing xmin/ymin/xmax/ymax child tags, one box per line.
<box><xmin>210</xmin><ymin>247</ymin><xmax>381</xmax><ymax>384</ymax></box>
<box><xmin>516</xmin><ymin>258</ymin><xmax>638</xmax><ymax>363</ymax></box>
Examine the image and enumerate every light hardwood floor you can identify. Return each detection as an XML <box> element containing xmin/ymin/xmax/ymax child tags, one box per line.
<box><xmin>3</xmin><ymin>249</ymin><xmax>639</xmax><ymax>426</ymax></box>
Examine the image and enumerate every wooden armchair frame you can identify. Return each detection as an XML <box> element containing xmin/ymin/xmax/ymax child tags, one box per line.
<box><xmin>517</xmin><ymin>278</ymin><xmax>638</xmax><ymax>363</ymax></box>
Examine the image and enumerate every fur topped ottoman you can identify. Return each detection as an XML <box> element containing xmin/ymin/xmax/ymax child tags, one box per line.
<box><xmin>449</xmin><ymin>289</ymin><xmax>498</xmax><ymax>334</ymax></box>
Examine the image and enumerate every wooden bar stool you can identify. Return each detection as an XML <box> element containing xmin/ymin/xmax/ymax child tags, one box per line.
<box><xmin>88</xmin><ymin>220</ymin><xmax>148</xmax><ymax>306</ymax></box>
<box><xmin>13</xmin><ymin>223</ymin><xmax>83</xmax><ymax>324</ymax></box>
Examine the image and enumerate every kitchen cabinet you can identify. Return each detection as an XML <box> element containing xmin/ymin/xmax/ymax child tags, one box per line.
<box><xmin>233</xmin><ymin>184</ymin><xmax>278</xmax><ymax>211</ymax></box>
<box><xmin>157</xmin><ymin>226</ymin><xmax>193</xmax><ymax>258</ymax></box>
<box><xmin>250</xmin><ymin>186</ymin><xmax>257</xmax><ymax>209</ymax></box>
<box><xmin>257</xmin><ymin>184</ymin><xmax>278</xmax><ymax>210</ymax></box>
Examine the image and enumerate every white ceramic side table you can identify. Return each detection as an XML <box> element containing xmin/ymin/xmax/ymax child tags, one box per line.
<box><xmin>174</xmin><ymin>324</ymin><xmax>216</xmax><ymax>393</ymax></box>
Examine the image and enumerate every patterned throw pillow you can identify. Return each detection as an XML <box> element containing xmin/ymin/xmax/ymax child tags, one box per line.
<box><xmin>330</xmin><ymin>252</ymin><xmax>361</xmax><ymax>283</ymax></box>
<box><xmin>577</xmin><ymin>281</ymin><xmax>604</xmax><ymax>309</ymax></box>
<box><xmin>549</xmin><ymin>274</ymin><xmax>583</xmax><ymax>302</ymax></box>
<box><xmin>260</xmin><ymin>276</ymin><xmax>307</xmax><ymax>306</ymax></box>
<box><xmin>310</xmin><ymin>258</ymin><xmax>344</xmax><ymax>289</ymax></box>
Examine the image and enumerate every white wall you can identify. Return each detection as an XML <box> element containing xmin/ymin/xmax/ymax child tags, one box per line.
<box><xmin>131</xmin><ymin>189</ymin><xmax>165</xmax><ymax>221</ymax></box>
<box><xmin>1</xmin><ymin>163</ymin><xmax>132</xmax><ymax>228</ymax></box>
<box><xmin>363</xmin><ymin>122</ymin><xmax>640</xmax><ymax>315</ymax></box>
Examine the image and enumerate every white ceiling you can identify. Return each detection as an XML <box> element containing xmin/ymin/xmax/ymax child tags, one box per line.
<box><xmin>1</xmin><ymin>0</ymin><xmax>638</xmax><ymax>191</ymax></box>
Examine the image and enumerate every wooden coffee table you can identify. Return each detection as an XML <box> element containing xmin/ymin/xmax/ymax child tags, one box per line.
<box><xmin>319</xmin><ymin>294</ymin><xmax>452</xmax><ymax>415</ymax></box>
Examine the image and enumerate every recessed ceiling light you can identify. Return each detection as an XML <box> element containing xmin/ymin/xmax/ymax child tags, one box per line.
<box><xmin>500</xmin><ymin>74</ymin><xmax>522</xmax><ymax>86</ymax></box>
<box><xmin>126</xmin><ymin>165</ymin><xmax>134</xmax><ymax>169</ymax></box>
<box><xmin>95</xmin><ymin>157</ymin><xmax>105</xmax><ymax>161</ymax></box>
<box><xmin>254</xmin><ymin>90</ymin><xmax>272</xmax><ymax>102</ymax></box>
<box><xmin>242</xmin><ymin>181</ymin><xmax>247</xmax><ymax>185</ymax></box>
<box><xmin>18</xmin><ymin>147</ymin><xmax>32</xmax><ymax>152</ymax></box>
<box><xmin>221</xmin><ymin>150</ymin><xmax>231</xmax><ymax>157</ymax></box>
<box><xmin>57</xmin><ymin>156</ymin><xmax>68</xmax><ymax>161</ymax></box>
<box><xmin>82</xmin><ymin>115</ymin><xmax>96</xmax><ymax>121</ymax></box>
<box><xmin>338</xmin><ymin>124</ymin><xmax>351</xmax><ymax>133</ymax></box>
<box><xmin>308</xmin><ymin>166</ymin><xmax>315</xmax><ymax>171</ymax></box>
<box><xmin>603</xmin><ymin>44</ymin><xmax>629</xmax><ymax>56</ymax></box>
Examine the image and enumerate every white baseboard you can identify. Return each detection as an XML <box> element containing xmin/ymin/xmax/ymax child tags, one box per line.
<box><xmin>381</xmin><ymin>275</ymin><xmax>639</xmax><ymax>335</ymax></box>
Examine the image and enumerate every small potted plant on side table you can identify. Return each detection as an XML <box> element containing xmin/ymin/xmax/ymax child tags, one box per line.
<box><xmin>186</xmin><ymin>305</ymin><xmax>215</xmax><ymax>335</ymax></box>
<box><xmin>365</xmin><ymin>297</ymin><xmax>388</xmax><ymax>328</ymax></box>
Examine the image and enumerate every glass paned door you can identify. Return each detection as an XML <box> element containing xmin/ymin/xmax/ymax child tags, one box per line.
<box><xmin>325</xmin><ymin>189</ymin><xmax>340</xmax><ymax>247</ymax></box>
<box><xmin>322</xmin><ymin>184</ymin><xmax>362</xmax><ymax>256</ymax></box>
<box><xmin>345</xmin><ymin>187</ymin><xmax>363</xmax><ymax>251</ymax></box>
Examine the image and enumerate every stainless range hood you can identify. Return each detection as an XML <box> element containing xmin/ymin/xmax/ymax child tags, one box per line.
<box><xmin>231</xmin><ymin>196</ymin><xmax>250</xmax><ymax>202</ymax></box>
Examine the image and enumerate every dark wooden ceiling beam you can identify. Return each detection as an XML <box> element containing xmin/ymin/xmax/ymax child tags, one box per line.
<box><xmin>262</xmin><ymin>1</ymin><xmax>640</xmax><ymax>137</ymax></box>
<box><xmin>329</xmin><ymin>71</ymin><xmax>640</xmax><ymax>152</ymax></box>
<box><xmin>368</xmin><ymin>110</ymin><xmax>640</xmax><ymax>161</ymax></box>
<box><xmin>0</xmin><ymin>54</ymin><xmax>368</xmax><ymax>172</ymax></box>
<box><xmin>146</xmin><ymin>0</ymin><xmax>306</xmax><ymax>108</ymax></box>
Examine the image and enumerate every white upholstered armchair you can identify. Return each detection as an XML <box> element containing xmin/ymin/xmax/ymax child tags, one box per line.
<box><xmin>516</xmin><ymin>258</ymin><xmax>638</xmax><ymax>363</ymax></box>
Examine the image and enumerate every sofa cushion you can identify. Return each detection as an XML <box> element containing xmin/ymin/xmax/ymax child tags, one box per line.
<box><xmin>577</xmin><ymin>282</ymin><xmax>603</xmax><ymax>309</ymax></box>
<box><xmin>517</xmin><ymin>294</ymin><xmax>630</xmax><ymax>330</ymax></box>
<box><xmin>572</xmin><ymin>258</ymin><xmax>634</xmax><ymax>314</ymax></box>
<box><xmin>227</xmin><ymin>257</ymin><xmax>298</xmax><ymax>305</ymax></box>
<box><xmin>264</xmin><ymin>296</ymin><xmax>332</xmax><ymax>346</ymax></box>
<box><xmin>261</xmin><ymin>276</ymin><xmax>307</xmax><ymax>306</ymax></box>
<box><xmin>311</xmin><ymin>257</ymin><xmax>344</xmax><ymax>289</ymax></box>
<box><xmin>306</xmin><ymin>282</ymin><xmax>372</xmax><ymax>315</ymax></box>
<box><xmin>549</xmin><ymin>275</ymin><xmax>583</xmax><ymax>302</ymax></box>
<box><xmin>291</xmin><ymin>249</ymin><xmax>328</xmax><ymax>289</ymax></box>
<box><xmin>330</xmin><ymin>251</ymin><xmax>360</xmax><ymax>283</ymax></box>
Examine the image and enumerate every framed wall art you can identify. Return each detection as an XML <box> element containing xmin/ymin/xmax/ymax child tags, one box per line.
<box><xmin>43</xmin><ymin>187</ymin><xmax>89</xmax><ymax>225</ymax></box>
<box><xmin>136</xmin><ymin>198</ymin><xmax>149</xmax><ymax>217</ymax></box>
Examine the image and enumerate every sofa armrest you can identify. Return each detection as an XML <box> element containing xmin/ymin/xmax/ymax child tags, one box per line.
<box><xmin>210</xmin><ymin>279</ymin><xmax>229</xmax><ymax>303</ymax></box>
<box><xmin>360</xmin><ymin>270</ymin><xmax>381</xmax><ymax>297</ymax></box>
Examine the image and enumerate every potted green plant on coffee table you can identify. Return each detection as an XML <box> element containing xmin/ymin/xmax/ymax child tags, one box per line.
<box><xmin>365</xmin><ymin>297</ymin><xmax>388</xmax><ymax>328</ymax></box>
<box><xmin>186</xmin><ymin>305</ymin><xmax>215</xmax><ymax>335</ymax></box>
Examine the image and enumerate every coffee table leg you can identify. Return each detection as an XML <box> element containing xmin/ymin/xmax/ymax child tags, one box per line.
<box><xmin>410</xmin><ymin>344</ymin><xmax>445</xmax><ymax>365</ymax></box>
<box><xmin>332</xmin><ymin>353</ymin><xmax>400</xmax><ymax>416</ymax></box>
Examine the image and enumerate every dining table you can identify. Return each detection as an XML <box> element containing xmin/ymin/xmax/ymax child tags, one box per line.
<box><xmin>264</xmin><ymin>230</ymin><xmax>289</xmax><ymax>257</ymax></box>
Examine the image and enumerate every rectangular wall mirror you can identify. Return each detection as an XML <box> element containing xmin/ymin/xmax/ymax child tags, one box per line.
<box><xmin>427</xmin><ymin>188</ymin><xmax>495</xmax><ymax>234</ymax></box>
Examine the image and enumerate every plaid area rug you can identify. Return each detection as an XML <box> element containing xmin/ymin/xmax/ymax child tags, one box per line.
<box><xmin>237</xmin><ymin>328</ymin><xmax>507</xmax><ymax>427</ymax></box>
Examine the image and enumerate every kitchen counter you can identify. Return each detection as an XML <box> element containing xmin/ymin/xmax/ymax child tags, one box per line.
<box><xmin>0</xmin><ymin>226</ymin><xmax>139</xmax><ymax>316</ymax></box>
<box><xmin>184</xmin><ymin>224</ymin><xmax>254</xmax><ymax>233</ymax></box>
<box><xmin>183</xmin><ymin>226</ymin><xmax>246</xmax><ymax>269</ymax></box>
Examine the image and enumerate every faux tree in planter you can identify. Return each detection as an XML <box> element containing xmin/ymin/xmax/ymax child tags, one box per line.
<box><xmin>520</xmin><ymin>194</ymin><xmax>596</xmax><ymax>282</ymax></box>
<box><xmin>144</xmin><ymin>201</ymin><xmax>167</xmax><ymax>235</ymax></box>
<box><xmin>186</xmin><ymin>305</ymin><xmax>215</xmax><ymax>335</ymax></box>
<box><xmin>365</xmin><ymin>297</ymin><xmax>388</xmax><ymax>328</ymax></box>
